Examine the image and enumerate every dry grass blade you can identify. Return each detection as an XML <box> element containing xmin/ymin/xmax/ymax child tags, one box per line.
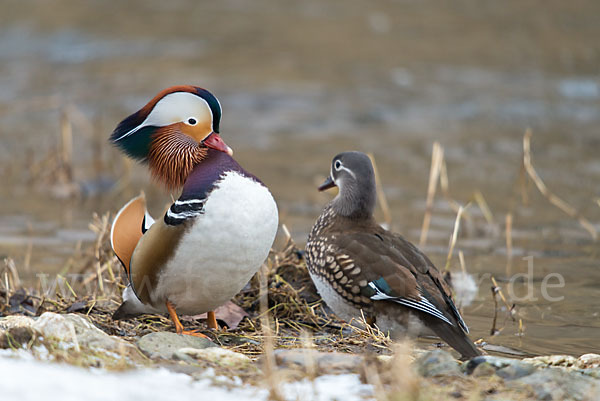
<box><xmin>60</xmin><ymin>109</ymin><xmax>73</xmax><ymax>181</ymax></box>
<box><xmin>505</xmin><ymin>213</ymin><xmax>513</xmax><ymax>277</ymax></box>
<box><xmin>458</xmin><ymin>250</ymin><xmax>467</xmax><ymax>274</ymax></box>
<box><xmin>259</xmin><ymin>261</ymin><xmax>284</xmax><ymax>401</ymax></box>
<box><xmin>367</xmin><ymin>153</ymin><xmax>392</xmax><ymax>228</ymax></box>
<box><xmin>420</xmin><ymin>142</ymin><xmax>444</xmax><ymax>247</ymax></box>
<box><xmin>444</xmin><ymin>204</ymin><xmax>469</xmax><ymax>272</ymax></box>
<box><xmin>490</xmin><ymin>276</ymin><xmax>517</xmax><ymax>337</ymax></box>
<box><xmin>523</xmin><ymin>129</ymin><xmax>597</xmax><ymax>240</ymax></box>
<box><xmin>474</xmin><ymin>190</ymin><xmax>495</xmax><ymax>225</ymax></box>
<box><xmin>3</xmin><ymin>258</ymin><xmax>22</xmax><ymax>290</ymax></box>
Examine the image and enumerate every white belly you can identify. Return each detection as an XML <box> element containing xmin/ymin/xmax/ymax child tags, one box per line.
<box><xmin>153</xmin><ymin>171</ymin><xmax>278</xmax><ymax>314</ymax></box>
<box><xmin>309</xmin><ymin>272</ymin><xmax>360</xmax><ymax>323</ymax></box>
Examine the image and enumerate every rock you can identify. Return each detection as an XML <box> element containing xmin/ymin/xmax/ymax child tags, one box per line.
<box><xmin>464</xmin><ymin>355</ymin><xmax>537</xmax><ymax>380</ymax></box>
<box><xmin>471</xmin><ymin>362</ymin><xmax>496</xmax><ymax>377</ymax></box>
<box><xmin>175</xmin><ymin>347</ymin><xmax>251</xmax><ymax>368</ymax></box>
<box><xmin>577</xmin><ymin>354</ymin><xmax>600</xmax><ymax>369</ymax></box>
<box><xmin>465</xmin><ymin>356</ymin><xmax>519</xmax><ymax>373</ymax></box>
<box><xmin>0</xmin><ymin>326</ymin><xmax>35</xmax><ymax>349</ymax></box>
<box><xmin>32</xmin><ymin>312</ymin><xmax>139</xmax><ymax>355</ymax></box>
<box><xmin>274</xmin><ymin>349</ymin><xmax>363</xmax><ymax>374</ymax></box>
<box><xmin>136</xmin><ymin>332</ymin><xmax>216</xmax><ymax>360</ymax></box>
<box><xmin>509</xmin><ymin>368</ymin><xmax>600</xmax><ymax>400</ymax></box>
<box><xmin>414</xmin><ymin>350</ymin><xmax>461</xmax><ymax>377</ymax></box>
<box><xmin>0</xmin><ymin>315</ymin><xmax>35</xmax><ymax>330</ymax></box>
<box><xmin>524</xmin><ymin>354</ymin><xmax>577</xmax><ymax>368</ymax></box>
<box><xmin>1</xmin><ymin>312</ymin><xmax>144</xmax><ymax>367</ymax></box>
<box><xmin>495</xmin><ymin>363</ymin><xmax>537</xmax><ymax>381</ymax></box>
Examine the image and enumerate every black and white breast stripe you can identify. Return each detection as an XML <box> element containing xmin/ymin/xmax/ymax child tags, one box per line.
<box><xmin>164</xmin><ymin>198</ymin><xmax>205</xmax><ymax>226</ymax></box>
<box><xmin>368</xmin><ymin>281</ymin><xmax>454</xmax><ymax>328</ymax></box>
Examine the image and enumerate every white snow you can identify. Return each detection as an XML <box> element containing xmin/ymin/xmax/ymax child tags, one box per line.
<box><xmin>0</xmin><ymin>355</ymin><xmax>373</xmax><ymax>401</ymax></box>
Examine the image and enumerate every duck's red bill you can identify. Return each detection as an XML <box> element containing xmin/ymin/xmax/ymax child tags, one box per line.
<box><xmin>203</xmin><ymin>132</ymin><xmax>233</xmax><ymax>156</ymax></box>
<box><xmin>318</xmin><ymin>176</ymin><xmax>336</xmax><ymax>191</ymax></box>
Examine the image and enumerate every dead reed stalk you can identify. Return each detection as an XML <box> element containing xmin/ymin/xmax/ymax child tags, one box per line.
<box><xmin>259</xmin><ymin>261</ymin><xmax>284</xmax><ymax>401</ymax></box>
<box><xmin>490</xmin><ymin>276</ymin><xmax>516</xmax><ymax>335</ymax></box>
<box><xmin>419</xmin><ymin>142</ymin><xmax>444</xmax><ymax>247</ymax></box>
<box><xmin>367</xmin><ymin>153</ymin><xmax>392</xmax><ymax>228</ymax></box>
<box><xmin>505</xmin><ymin>213</ymin><xmax>513</xmax><ymax>277</ymax></box>
<box><xmin>473</xmin><ymin>190</ymin><xmax>495</xmax><ymax>225</ymax></box>
<box><xmin>444</xmin><ymin>204</ymin><xmax>469</xmax><ymax>272</ymax></box>
<box><xmin>523</xmin><ymin>130</ymin><xmax>597</xmax><ymax>240</ymax></box>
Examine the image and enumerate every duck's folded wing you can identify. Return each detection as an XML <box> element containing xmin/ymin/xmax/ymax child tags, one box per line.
<box><xmin>330</xmin><ymin>232</ymin><xmax>461</xmax><ymax>329</ymax></box>
<box><xmin>110</xmin><ymin>193</ymin><xmax>154</xmax><ymax>278</ymax></box>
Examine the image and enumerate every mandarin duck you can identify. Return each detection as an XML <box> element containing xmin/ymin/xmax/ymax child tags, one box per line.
<box><xmin>109</xmin><ymin>86</ymin><xmax>278</xmax><ymax>336</ymax></box>
<box><xmin>306</xmin><ymin>151</ymin><xmax>480</xmax><ymax>358</ymax></box>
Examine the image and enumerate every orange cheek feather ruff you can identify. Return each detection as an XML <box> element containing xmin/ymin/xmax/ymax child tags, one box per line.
<box><xmin>148</xmin><ymin>126</ymin><xmax>208</xmax><ymax>190</ymax></box>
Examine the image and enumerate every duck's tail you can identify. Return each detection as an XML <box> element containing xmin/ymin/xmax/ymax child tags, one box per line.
<box><xmin>422</xmin><ymin>314</ymin><xmax>481</xmax><ymax>359</ymax></box>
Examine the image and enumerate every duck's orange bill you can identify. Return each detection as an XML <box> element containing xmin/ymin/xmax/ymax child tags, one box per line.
<box><xmin>203</xmin><ymin>132</ymin><xmax>233</xmax><ymax>156</ymax></box>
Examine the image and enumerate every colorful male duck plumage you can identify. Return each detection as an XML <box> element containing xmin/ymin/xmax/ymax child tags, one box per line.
<box><xmin>306</xmin><ymin>151</ymin><xmax>480</xmax><ymax>358</ymax></box>
<box><xmin>109</xmin><ymin>86</ymin><xmax>278</xmax><ymax>336</ymax></box>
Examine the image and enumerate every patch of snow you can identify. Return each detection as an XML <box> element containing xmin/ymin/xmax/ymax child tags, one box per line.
<box><xmin>0</xmin><ymin>356</ymin><xmax>374</xmax><ymax>401</ymax></box>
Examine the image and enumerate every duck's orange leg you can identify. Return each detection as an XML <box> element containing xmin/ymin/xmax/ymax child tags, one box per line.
<box><xmin>166</xmin><ymin>300</ymin><xmax>210</xmax><ymax>339</ymax></box>
<box><xmin>207</xmin><ymin>311</ymin><xmax>219</xmax><ymax>330</ymax></box>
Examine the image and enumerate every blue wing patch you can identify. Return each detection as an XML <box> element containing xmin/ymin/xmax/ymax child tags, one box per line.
<box><xmin>368</xmin><ymin>280</ymin><xmax>454</xmax><ymax>327</ymax></box>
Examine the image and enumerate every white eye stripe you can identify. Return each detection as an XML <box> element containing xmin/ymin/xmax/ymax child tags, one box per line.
<box><xmin>339</xmin><ymin>165</ymin><xmax>356</xmax><ymax>179</ymax></box>
<box><xmin>114</xmin><ymin>92</ymin><xmax>213</xmax><ymax>141</ymax></box>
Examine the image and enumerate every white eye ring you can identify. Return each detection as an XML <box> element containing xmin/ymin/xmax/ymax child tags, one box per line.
<box><xmin>186</xmin><ymin>117</ymin><xmax>198</xmax><ymax>126</ymax></box>
<box><xmin>334</xmin><ymin>160</ymin><xmax>342</xmax><ymax>170</ymax></box>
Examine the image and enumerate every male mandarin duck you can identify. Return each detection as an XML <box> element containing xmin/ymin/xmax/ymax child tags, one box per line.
<box><xmin>306</xmin><ymin>151</ymin><xmax>480</xmax><ymax>358</ymax></box>
<box><xmin>109</xmin><ymin>86</ymin><xmax>278</xmax><ymax>336</ymax></box>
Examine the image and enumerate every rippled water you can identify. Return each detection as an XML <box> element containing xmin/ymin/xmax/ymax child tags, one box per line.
<box><xmin>1</xmin><ymin>0</ymin><xmax>599</xmax><ymax>356</ymax></box>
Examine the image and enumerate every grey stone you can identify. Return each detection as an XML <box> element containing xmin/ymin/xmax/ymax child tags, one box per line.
<box><xmin>274</xmin><ymin>349</ymin><xmax>363</xmax><ymax>374</ymax></box>
<box><xmin>1</xmin><ymin>312</ymin><xmax>145</xmax><ymax>367</ymax></box>
<box><xmin>580</xmin><ymin>369</ymin><xmax>600</xmax><ymax>379</ymax></box>
<box><xmin>496</xmin><ymin>362</ymin><xmax>537</xmax><ymax>380</ymax></box>
<box><xmin>414</xmin><ymin>349</ymin><xmax>461</xmax><ymax>377</ymax></box>
<box><xmin>136</xmin><ymin>332</ymin><xmax>216</xmax><ymax>360</ymax></box>
<box><xmin>464</xmin><ymin>355</ymin><xmax>525</xmax><ymax>374</ymax></box>
<box><xmin>577</xmin><ymin>354</ymin><xmax>600</xmax><ymax>369</ymax></box>
<box><xmin>471</xmin><ymin>362</ymin><xmax>496</xmax><ymax>377</ymax></box>
<box><xmin>509</xmin><ymin>368</ymin><xmax>600</xmax><ymax>401</ymax></box>
<box><xmin>524</xmin><ymin>355</ymin><xmax>577</xmax><ymax>368</ymax></box>
<box><xmin>175</xmin><ymin>347</ymin><xmax>251</xmax><ymax>368</ymax></box>
<box><xmin>0</xmin><ymin>315</ymin><xmax>35</xmax><ymax>330</ymax></box>
<box><xmin>0</xmin><ymin>326</ymin><xmax>35</xmax><ymax>349</ymax></box>
<box><xmin>33</xmin><ymin>312</ymin><xmax>137</xmax><ymax>354</ymax></box>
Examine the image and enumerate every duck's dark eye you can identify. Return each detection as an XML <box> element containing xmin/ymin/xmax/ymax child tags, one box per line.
<box><xmin>187</xmin><ymin>118</ymin><xmax>197</xmax><ymax>125</ymax></box>
<box><xmin>334</xmin><ymin>160</ymin><xmax>342</xmax><ymax>170</ymax></box>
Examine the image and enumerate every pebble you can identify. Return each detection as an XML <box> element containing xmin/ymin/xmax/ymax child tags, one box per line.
<box><xmin>274</xmin><ymin>349</ymin><xmax>364</xmax><ymax>374</ymax></box>
<box><xmin>0</xmin><ymin>326</ymin><xmax>35</xmax><ymax>349</ymax></box>
<box><xmin>413</xmin><ymin>350</ymin><xmax>461</xmax><ymax>377</ymax></box>
<box><xmin>136</xmin><ymin>332</ymin><xmax>216</xmax><ymax>360</ymax></box>
<box><xmin>577</xmin><ymin>354</ymin><xmax>600</xmax><ymax>369</ymax></box>
<box><xmin>471</xmin><ymin>362</ymin><xmax>496</xmax><ymax>377</ymax></box>
<box><xmin>509</xmin><ymin>368</ymin><xmax>600</xmax><ymax>400</ymax></box>
<box><xmin>495</xmin><ymin>363</ymin><xmax>537</xmax><ymax>381</ymax></box>
<box><xmin>524</xmin><ymin>354</ymin><xmax>577</xmax><ymax>368</ymax></box>
<box><xmin>0</xmin><ymin>312</ymin><xmax>144</xmax><ymax>366</ymax></box>
<box><xmin>175</xmin><ymin>347</ymin><xmax>251</xmax><ymax>368</ymax></box>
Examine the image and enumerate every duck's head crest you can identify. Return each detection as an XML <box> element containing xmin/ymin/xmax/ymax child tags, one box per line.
<box><xmin>110</xmin><ymin>85</ymin><xmax>232</xmax><ymax>189</ymax></box>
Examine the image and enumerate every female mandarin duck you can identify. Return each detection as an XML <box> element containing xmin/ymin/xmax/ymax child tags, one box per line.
<box><xmin>109</xmin><ymin>86</ymin><xmax>278</xmax><ymax>336</ymax></box>
<box><xmin>306</xmin><ymin>151</ymin><xmax>480</xmax><ymax>358</ymax></box>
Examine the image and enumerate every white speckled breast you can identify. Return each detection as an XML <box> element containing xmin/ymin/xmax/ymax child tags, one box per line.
<box><xmin>152</xmin><ymin>171</ymin><xmax>278</xmax><ymax>314</ymax></box>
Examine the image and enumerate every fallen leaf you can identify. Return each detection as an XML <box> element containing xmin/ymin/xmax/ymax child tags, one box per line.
<box><xmin>182</xmin><ymin>301</ymin><xmax>248</xmax><ymax>329</ymax></box>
